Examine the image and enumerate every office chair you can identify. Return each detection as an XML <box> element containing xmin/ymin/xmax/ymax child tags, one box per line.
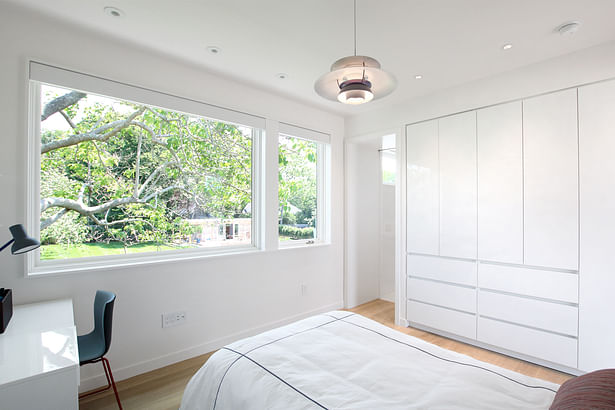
<box><xmin>78</xmin><ymin>290</ymin><xmax>122</xmax><ymax>409</ymax></box>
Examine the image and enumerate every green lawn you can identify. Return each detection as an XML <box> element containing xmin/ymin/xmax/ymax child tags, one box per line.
<box><xmin>40</xmin><ymin>241</ymin><xmax>192</xmax><ymax>260</ymax></box>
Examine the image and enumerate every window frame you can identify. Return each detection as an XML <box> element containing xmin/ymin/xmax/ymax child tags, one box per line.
<box><xmin>277</xmin><ymin>123</ymin><xmax>331</xmax><ymax>248</ymax></box>
<box><xmin>26</xmin><ymin>61</ymin><xmax>266</xmax><ymax>276</ymax></box>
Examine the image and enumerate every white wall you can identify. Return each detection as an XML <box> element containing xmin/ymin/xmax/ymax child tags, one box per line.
<box><xmin>379</xmin><ymin>183</ymin><xmax>395</xmax><ymax>302</ymax></box>
<box><xmin>346</xmin><ymin>40</ymin><xmax>615</xmax><ymax>136</ymax></box>
<box><xmin>345</xmin><ymin>141</ymin><xmax>381</xmax><ymax>308</ymax></box>
<box><xmin>0</xmin><ymin>3</ymin><xmax>344</xmax><ymax>391</ymax></box>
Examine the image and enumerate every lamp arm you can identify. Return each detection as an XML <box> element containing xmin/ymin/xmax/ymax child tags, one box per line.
<box><xmin>0</xmin><ymin>239</ymin><xmax>15</xmax><ymax>253</ymax></box>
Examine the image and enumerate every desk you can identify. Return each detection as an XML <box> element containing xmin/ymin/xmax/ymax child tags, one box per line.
<box><xmin>0</xmin><ymin>299</ymin><xmax>79</xmax><ymax>410</ymax></box>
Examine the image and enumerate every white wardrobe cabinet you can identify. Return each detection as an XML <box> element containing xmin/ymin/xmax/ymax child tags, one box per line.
<box><xmin>477</xmin><ymin>102</ymin><xmax>523</xmax><ymax>264</ymax></box>
<box><xmin>523</xmin><ymin>89</ymin><xmax>579</xmax><ymax>270</ymax></box>
<box><xmin>402</xmin><ymin>80</ymin><xmax>604</xmax><ymax>372</ymax></box>
<box><xmin>578</xmin><ymin>80</ymin><xmax>615</xmax><ymax>372</ymax></box>
<box><xmin>406</xmin><ymin>120</ymin><xmax>439</xmax><ymax>255</ymax></box>
<box><xmin>438</xmin><ymin>112</ymin><xmax>477</xmax><ymax>259</ymax></box>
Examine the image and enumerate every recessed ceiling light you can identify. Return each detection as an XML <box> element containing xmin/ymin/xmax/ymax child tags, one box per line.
<box><xmin>414</xmin><ymin>75</ymin><xmax>423</xmax><ymax>80</ymax></box>
<box><xmin>276</xmin><ymin>73</ymin><xmax>288</xmax><ymax>80</ymax></box>
<box><xmin>502</xmin><ymin>43</ymin><xmax>513</xmax><ymax>51</ymax></box>
<box><xmin>207</xmin><ymin>46</ymin><xmax>221</xmax><ymax>55</ymax></box>
<box><xmin>104</xmin><ymin>6</ymin><xmax>124</xmax><ymax>18</ymax></box>
<box><xmin>557</xmin><ymin>21</ymin><xmax>581</xmax><ymax>36</ymax></box>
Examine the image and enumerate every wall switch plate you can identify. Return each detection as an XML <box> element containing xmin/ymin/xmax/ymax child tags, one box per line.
<box><xmin>162</xmin><ymin>311</ymin><xmax>187</xmax><ymax>328</ymax></box>
<box><xmin>301</xmin><ymin>283</ymin><xmax>308</xmax><ymax>296</ymax></box>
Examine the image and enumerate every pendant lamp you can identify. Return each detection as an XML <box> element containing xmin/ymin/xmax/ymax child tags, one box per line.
<box><xmin>314</xmin><ymin>0</ymin><xmax>396</xmax><ymax>105</ymax></box>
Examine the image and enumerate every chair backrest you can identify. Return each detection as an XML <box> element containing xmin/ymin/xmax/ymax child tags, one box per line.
<box><xmin>93</xmin><ymin>290</ymin><xmax>116</xmax><ymax>357</ymax></box>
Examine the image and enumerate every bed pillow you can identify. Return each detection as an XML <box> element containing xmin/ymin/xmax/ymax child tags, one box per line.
<box><xmin>550</xmin><ymin>369</ymin><xmax>615</xmax><ymax>409</ymax></box>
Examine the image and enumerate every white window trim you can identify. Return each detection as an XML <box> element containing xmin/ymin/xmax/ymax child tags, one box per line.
<box><xmin>278</xmin><ymin>125</ymin><xmax>331</xmax><ymax>248</ymax></box>
<box><xmin>26</xmin><ymin>62</ymin><xmax>265</xmax><ymax>276</ymax></box>
<box><xmin>279</xmin><ymin>122</ymin><xmax>330</xmax><ymax>144</ymax></box>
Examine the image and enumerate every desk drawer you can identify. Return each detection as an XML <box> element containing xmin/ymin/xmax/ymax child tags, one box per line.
<box><xmin>407</xmin><ymin>255</ymin><xmax>476</xmax><ymax>286</ymax></box>
<box><xmin>478</xmin><ymin>263</ymin><xmax>578</xmax><ymax>303</ymax></box>
<box><xmin>478</xmin><ymin>317</ymin><xmax>577</xmax><ymax>368</ymax></box>
<box><xmin>479</xmin><ymin>291</ymin><xmax>578</xmax><ymax>336</ymax></box>
<box><xmin>407</xmin><ymin>300</ymin><xmax>476</xmax><ymax>340</ymax></box>
<box><xmin>408</xmin><ymin>278</ymin><xmax>476</xmax><ymax>313</ymax></box>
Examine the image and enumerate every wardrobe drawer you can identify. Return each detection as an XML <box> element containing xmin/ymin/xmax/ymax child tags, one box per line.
<box><xmin>478</xmin><ymin>263</ymin><xmax>578</xmax><ymax>303</ymax></box>
<box><xmin>407</xmin><ymin>255</ymin><xmax>476</xmax><ymax>286</ymax></box>
<box><xmin>478</xmin><ymin>317</ymin><xmax>577</xmax><ymax>368</ymax></box>
<box><xmin>408</xmin><ymin>278</ymin><xmax>476</xmax><ymax>313</ymax></box>
<box><xmin>407</xmin><ymin>300</ymin><xmax>476</xmax><ymax>340</ymax></box>
<box><xmin>479</xmin><ymin>291</ymin><xmax>578</xmax><ymax>336</ymax></box>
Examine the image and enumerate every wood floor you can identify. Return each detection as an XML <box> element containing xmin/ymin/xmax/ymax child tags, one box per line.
<box><xmin>79</xmin><ymin>299</ymin><xmax>573</xmax><ymax>409</ymax></box>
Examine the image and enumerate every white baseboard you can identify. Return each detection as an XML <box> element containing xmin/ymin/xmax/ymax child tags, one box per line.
<box><xmin>380</xmin><ymin>292</ymin><xmax>395</xmax><ymax>303</ymax></box>
<box><xmin>79</xmin><ymin>301</ymin><xmax>344</xmax><ymax>392</ymax></box>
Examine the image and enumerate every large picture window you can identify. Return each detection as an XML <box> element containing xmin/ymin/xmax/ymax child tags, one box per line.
<box><xmin>278</xmin><ymin>124</ymin><xmax>330</xmax><ymax>245</ymax></box>
<box><xmin>28</xmin><ymin>62</ymin><xmax>263</xmax><ymax>273</ymax></box>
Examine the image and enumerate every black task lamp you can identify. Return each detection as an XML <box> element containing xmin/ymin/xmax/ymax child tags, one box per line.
<box><xmin>0</xmin><ymin>224</ymin><xmax>40</xmax><ymax>333</ymax></box>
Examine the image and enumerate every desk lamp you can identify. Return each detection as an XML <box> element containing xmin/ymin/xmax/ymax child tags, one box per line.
<box><xmin>0</xmin><ymin>224</ymin><xmax>40</xmax><ymax>333</ymax></box>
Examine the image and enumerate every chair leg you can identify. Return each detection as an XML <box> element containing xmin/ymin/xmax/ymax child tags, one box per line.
<box><xmin>79</xmin><ymin>360</ymin><xmax>111</xmax><ymax>399</ymax></box>
<box><xmin>102</xmin><ymin>357</ymin><xmax>123</xmax><ymax>410</ymax></box>
<box><xmin>78</xmin><ymin>357</ymin><xmax>123</xmax><ymax>410</ymax></box>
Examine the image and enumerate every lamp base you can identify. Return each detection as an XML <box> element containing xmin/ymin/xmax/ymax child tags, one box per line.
<box><xmin>0</xmin><ymin>288</ymin><xmax>13</xmax><ymax>334</ymax></box>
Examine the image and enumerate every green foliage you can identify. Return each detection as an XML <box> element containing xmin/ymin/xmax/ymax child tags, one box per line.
<box><xmin>40</xmin><ymin>212</ymin><xmax>89</xmax><ymax>245</ymax></box>
<box><xmin>39</xmin><ymin>85</ymin><xmax>253</xmax><ymax>253</ymax></box>
<box><xmin>278</xmin><ymin>224</ymin><xmax>314</xmax><ymax>239</ymax></box>
<box><xmin>278</xmin><ymin>135</ymin><xmax>317</xmax><ymax>227</ymax></box>
<box><xmin>40</xmin><ymin>168</ymin><xmax>89</xmax><ymax>245</ymax></box>
<box><xmin>281</xmin><ymin>212</ymin><xmax>297</xmax><ymax>225</ymax></box>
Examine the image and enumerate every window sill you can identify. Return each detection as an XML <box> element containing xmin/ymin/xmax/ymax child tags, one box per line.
<box><xmin>277</xmin><ymin>241</ymin><xmax>330</xmax><ymax>251</ymax></box>
<box><xmin>27</xmin><ymin>245</ymin><xmax>261</xmax><ymax>277</ymax></box>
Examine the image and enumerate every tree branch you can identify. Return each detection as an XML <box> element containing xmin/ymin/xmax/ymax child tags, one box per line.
<box><xmin>41</xmin><ymin>107</ymin><xmax>146</xmax><ymax>154</ymax></box>
<box><xmin>59</xmin><ymin>110</ymin><xmax>77</xmax><ymax>129</ymax></box>
<box><xmin>40</xmin><ymin>208</ymin><xmax>68</xmax><ymax>230</ymax></box>
<box><xmin>134</xmin><ymin>133</ymin><xmax>142</xmax><ymax>197</ymax></box>
<box><xmin>41</xmin><ymin>91</ymin><xmax>86</xmax><ymax>122</ymax></box>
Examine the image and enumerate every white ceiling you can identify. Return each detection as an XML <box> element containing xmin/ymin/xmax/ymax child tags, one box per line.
<box><xmin>9</xmin><ymin>0</ymin><xmax>615</xmax><ymax>116</ymax></box>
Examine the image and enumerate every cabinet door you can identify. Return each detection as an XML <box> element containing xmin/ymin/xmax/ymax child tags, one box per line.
<box><xmin>578</xmin><ymin>80</ymin><xmax>615</xmax><ymax>371</ymax></box>
<box><xmin>523</xmin><ymin>89</ymin><xmax>578</xmax><ymax>270</ymax></box>
<box><xmin>477</xmin><ymin>102</ymin><xmax>523</xmax><ymax>263</ymax></box>
<box><xmin>406</xmin><ymin>120</ymin><xmax>439</xmax><ymax>254</ymax></box>
<box><xmin>439</xmin><ymin>112</ymin><xmax>477</xmax><ymax>259</ymax></box>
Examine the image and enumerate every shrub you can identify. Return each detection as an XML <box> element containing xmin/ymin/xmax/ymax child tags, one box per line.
<box><xmin>278</xmin><ymin>224</ymin><xmax>314</xmax><ymax>239</ymax></box>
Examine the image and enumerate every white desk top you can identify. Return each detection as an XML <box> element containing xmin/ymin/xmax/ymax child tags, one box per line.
<box><xmin>0</xmin><ymin>299</ymin><xmax>79</xmax><ymax>387</ymax></box>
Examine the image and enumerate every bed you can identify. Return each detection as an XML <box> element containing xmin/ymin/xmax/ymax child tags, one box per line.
<box><xmin>180</xmin><ymin>311</ymin><xmax>559</xmax><ymax>409</ymax></box>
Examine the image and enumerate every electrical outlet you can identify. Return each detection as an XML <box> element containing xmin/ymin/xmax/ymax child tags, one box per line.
<box><xmin>301</xmin><ymin>283</ymin><xmax>308</xmax><ymax>296</ymax></box>
<box><xmin>162</xmin><ymin>311</ymin><xmax>187</xmax><ymax>328</ymax></box>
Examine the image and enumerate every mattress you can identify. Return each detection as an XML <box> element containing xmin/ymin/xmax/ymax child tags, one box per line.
<box><xmin>180</xmin><ymin>311</ymin><xmax>559</xmax><ymax>409</ymax></box>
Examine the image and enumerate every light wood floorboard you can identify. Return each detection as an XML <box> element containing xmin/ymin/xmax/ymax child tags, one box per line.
<box><xmin>80</xmin><ymin>299</ymin><xmax>573</xmax><ymax>409</ymax></box>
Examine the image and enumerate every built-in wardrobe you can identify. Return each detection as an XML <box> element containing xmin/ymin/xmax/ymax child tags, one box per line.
<box><xmin>402</xmin><ymin>78</ymin><xmax>615</xmax><ymax>373</ymax></box>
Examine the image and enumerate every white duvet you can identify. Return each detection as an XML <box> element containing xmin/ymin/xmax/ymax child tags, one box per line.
<box><xmin>181</xmin><ymin>311</ymin><xmax>559</xmax><ymax>409</ymax></box>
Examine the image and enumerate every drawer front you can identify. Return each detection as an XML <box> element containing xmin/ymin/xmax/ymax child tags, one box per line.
<box><xmin>407</xmin><ymin>254</ymin><xmax>476</xmax><ymax>286</ymax></box>
<box><xmin>478</xmin><ymin>317</ymin><xmax>577</xmax><ymax>368</ymax></box>
<box><xmin>478</xmin><ymin>263</ymin><xmax>578</xmax><ymax>303</ymax></box>
<box><xmin>408</xmin><ymin>278</ymin><xmax>476</xmax><ymax>313</ymax></box>
<box><xmin>407</xmin><ymin>300</ymin><xmax>476</xmax><ymax>340</ymax></box>
<box><xmin>479</xmin><ymin>291</ymin><xmax>578</xmax><ymax>336</ymax></box>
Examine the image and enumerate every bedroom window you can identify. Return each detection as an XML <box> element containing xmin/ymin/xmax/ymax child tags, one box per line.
<box><xmin>27</xmin><ymin>62</ymin><xmax>264</xmax><ymax>274</ymax></box>
<box><xmin>278</xmin><ymin>124</ymin><xmax>330</xmax><ymax>246</ymax></box>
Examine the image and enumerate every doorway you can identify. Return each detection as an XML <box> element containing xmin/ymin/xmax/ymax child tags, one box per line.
<box><xmin>345</xmin><ymin>132</ymin><xmax>397</xmax><ymax>308</ymax></box>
